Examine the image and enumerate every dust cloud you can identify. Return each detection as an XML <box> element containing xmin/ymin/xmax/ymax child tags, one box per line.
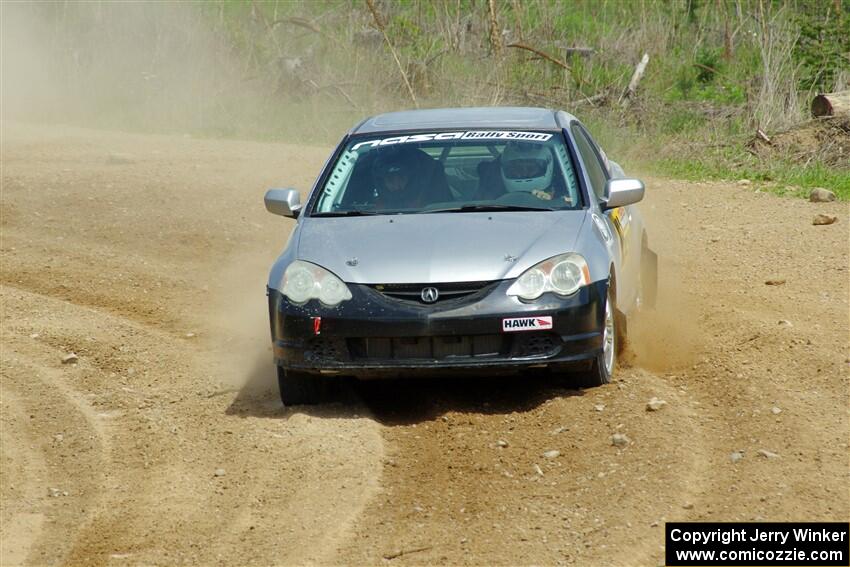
<box><xmin>628</xmin><ymin>278</ymin><xmax>701</xmax><ymax>372</ymax></box>
<box><xmin>202</xmin><ymin>249</ymin><xmax>278</xmax><ymax>394</ymax></box>
<box><xmin>1</xmin><ymin>2</ymin><xmax>334</xmax><ymax>140</ymax></box>
<box><xmin>627</xmin><ymin>196</ymin><xmax>702</xmax><ymax>373</ymax></box>
<box><xmin>3</xmin><ymin>2</ymin><xmax>325</xmax><ymax>394</ymax></box>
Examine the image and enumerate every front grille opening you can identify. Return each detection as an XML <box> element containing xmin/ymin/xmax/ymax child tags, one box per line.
<box><xmin>348</xmin><ymin>334</ymin><xmax>509</xmax><ymax>361</ymax></box>
<box><xmin>369</xmin><ymin>281</ymin><xmax>495</xmax><ymax>305</ymax></box>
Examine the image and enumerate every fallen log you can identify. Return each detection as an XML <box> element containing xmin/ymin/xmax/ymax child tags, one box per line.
<box><xmin>811</xmin><ymin>90</ymin><xmax>850</xmax><ymax>118</ymax></box>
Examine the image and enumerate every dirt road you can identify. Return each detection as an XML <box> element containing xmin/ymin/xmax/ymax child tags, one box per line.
<box><xmin>2</xmin><ymin>123</ymin><xmax>847</xmax><ymax>566</ymax></box>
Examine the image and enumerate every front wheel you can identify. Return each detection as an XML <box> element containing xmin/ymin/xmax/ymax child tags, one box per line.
<box><xmin>277</xmin><ymin>366</ymin><xmax>328</xmax><ymax>406</ymax></box>
<box><xmin>578</xmin><ymin>288</ymin><xmax>616</xmax><ymax>387</ymax></box>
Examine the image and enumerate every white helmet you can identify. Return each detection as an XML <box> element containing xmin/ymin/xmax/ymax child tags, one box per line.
<box><xmin>500</xmin><ymin>142</ymin><xmax>553</xmax><ymax>193</ymax></box>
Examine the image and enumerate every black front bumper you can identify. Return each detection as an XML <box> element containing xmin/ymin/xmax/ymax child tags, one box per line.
<box><xmin>268</xmin><ymin>279</ymin><xmax>608</xmax><ymax>377</ymax></box>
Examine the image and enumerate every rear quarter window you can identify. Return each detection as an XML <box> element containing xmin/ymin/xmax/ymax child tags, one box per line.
<box><xmin>571</xmin><ymin>125</ymin><xmax>609</xmax><ymax>202</ymax></box>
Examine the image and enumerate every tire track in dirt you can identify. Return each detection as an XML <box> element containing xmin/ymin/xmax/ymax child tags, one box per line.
<box><xmin>1</xmin><ymin>124</ymin><xmax>386</xmax><ymax>566</ymax></box>
<box><xmin>4</xmin><ymin>269</ymin><xmax>386</xmax><ymax>567</ymax></box>
<box><xmin>1</xmin><ymin>336</ymin><xmax>111</xmax><ymax>566</ymax></box>
<box><xmin>1</xmin><ymin>228</ymin><xmax>203</xmax><ymax>334</ymax></box>
<box><xmin>0</xmin><ymin>387</ymin><xmax>50</xmax><ymax>566</ymax></box>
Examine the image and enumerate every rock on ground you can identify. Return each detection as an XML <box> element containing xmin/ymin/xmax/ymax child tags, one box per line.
<box><xmin>812</xmin><ymin>214</ymin><xmax>838</xmax><ymax>226</ymax></box>
<box><xmin>611</xmin><ymin>433</ymin><xmax>630</xmax><ymax>447</ymax></box>
<box><xmin>61</xmin><ymin>353</ymin><xmax>78</xmax><ymax>364</ymax></box>
<box><xmin>809</xmin><ymin>188</ymin><xmax>836</xmax><ymax>202</ymax></box>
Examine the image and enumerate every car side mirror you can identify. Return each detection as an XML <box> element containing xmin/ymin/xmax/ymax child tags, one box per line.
<box><xmin>264</xmin><ymin>188</ymin><xmax>301</xmax><ymax>218</ymax></box>
<box><xmin>603</xmin><ymin>178</ymin><xmax>644</xmax><ymax>210</ymax></box>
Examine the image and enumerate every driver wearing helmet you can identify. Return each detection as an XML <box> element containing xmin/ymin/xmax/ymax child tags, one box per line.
<box><xmin>499</xmin><ymin>141</ymin><xmax>559</xmax><ymax>201</ymax></box>
<box><xmin>371</xmin><ymin>148</ymin><xmax>420</xmax><ymax>209</ymax></box>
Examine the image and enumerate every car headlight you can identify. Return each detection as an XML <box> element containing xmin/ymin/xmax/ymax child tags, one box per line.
<box><xmin>281</xmin><ymin>260</ymin><xmax>352</xmax><ymax>306</ymax></box>
<box><xmin>507</xmin><ymin>253</ymin><xmax>591</xmax><ymax>300</ymax></box>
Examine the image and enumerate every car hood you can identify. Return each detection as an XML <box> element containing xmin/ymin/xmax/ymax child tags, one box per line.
<box><xmin>296</xmin><ymin>211</ymin><xmax>588</xmax><ymax>284</ymax></box>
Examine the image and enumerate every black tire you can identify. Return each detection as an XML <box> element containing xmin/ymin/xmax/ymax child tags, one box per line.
<box><xmin>578</xmin><ymin>287</ymin><xmax>615</xmax><ymax>388</ymax></box>
<box><xmin>277</xmin><ymin>366</ymin><xmax>327</xmax><ymax>406</ymax></box>
<box><xmin>578</xmin><ymin>354</ymin><xmax>612</xmax><ymax>388</ymax></box>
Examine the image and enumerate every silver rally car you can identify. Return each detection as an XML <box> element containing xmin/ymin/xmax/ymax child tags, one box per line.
<box><xmin>264</xmin><ymin>107</ymin><xmax>656</xmax><ymax>405</ymax></box>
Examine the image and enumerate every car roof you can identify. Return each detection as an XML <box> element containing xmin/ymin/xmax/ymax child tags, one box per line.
<box><xmin>352</xmin><ymin>107</ymin><xmax>577</xmax><ymax>134</ymax></box>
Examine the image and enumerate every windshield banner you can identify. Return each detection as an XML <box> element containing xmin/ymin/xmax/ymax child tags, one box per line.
<box><xmin>352</xmin><ymin>130</ymin><xmax>553</xmax><ymax>151</ymax></box>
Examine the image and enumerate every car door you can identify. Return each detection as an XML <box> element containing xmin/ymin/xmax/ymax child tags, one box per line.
<box><xmin>571</xmin><ymin>123</ymin><xmax>640</xmax><ymax>307</ymax></box>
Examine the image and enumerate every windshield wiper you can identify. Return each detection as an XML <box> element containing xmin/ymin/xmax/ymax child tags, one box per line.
<box><xmin>425</xmin><ymin>204</ymin><xmax>555</xmax><ymax>213</ymax></box>
<box><xmin>312</xmin><ymin>209</ymin><xmax>380</xmax><ymax>217</ymax></box>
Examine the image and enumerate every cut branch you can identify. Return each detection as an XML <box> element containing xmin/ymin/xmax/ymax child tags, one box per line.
<box><xmin>364</xmin><ymin>0</ymin><xmax>418</xmax><ymax>108</ymax></box>
<box><xmin>619</xmin><ymin>52</ymin><xmax>650</xmax><ymax>106</ymax></box>
<box><xmin>506</xmin><ymin>42</ymin><xmax>570</xmax><ymax>70</ymax></box>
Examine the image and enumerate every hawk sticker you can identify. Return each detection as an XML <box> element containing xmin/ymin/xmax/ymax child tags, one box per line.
<box><xmin>502</xmin><ymin>316</ymin><xmax>554</xmax><ymax>332</ymax></box>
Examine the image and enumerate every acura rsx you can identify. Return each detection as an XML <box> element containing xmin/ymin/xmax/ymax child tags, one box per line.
<box><xmin>264</xmin><ymin>107</ymin><xmax>656</xmax><ymax>405</ymax></box>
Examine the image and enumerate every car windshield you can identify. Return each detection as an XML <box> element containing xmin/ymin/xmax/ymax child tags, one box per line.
<box><xmin>310</xmin><ymin>130</ymin><xmax>582</xmax><ymax>216</ymax></box>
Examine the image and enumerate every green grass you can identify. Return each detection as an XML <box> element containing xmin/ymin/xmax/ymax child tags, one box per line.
<box><xmin>654</xmin><ymin>156</ymin><xmax>850</xmax><ymax>200</ymax></box>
